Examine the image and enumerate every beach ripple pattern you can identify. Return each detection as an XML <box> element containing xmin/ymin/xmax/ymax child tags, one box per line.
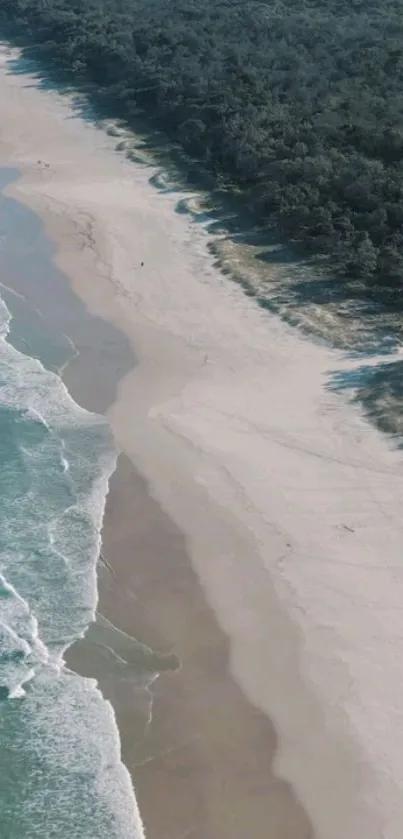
<box><xmin>0</xmin><ymin>295</ymin><xmax>144</xmax><ymax>838</ymax></box>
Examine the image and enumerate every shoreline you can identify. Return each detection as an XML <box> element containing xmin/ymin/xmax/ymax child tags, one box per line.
<box><xmin>2</xmin><ymin>42</ymin><xmax>403</xmax><ymax>839</ymax></box>
<box><xmin>0</xmin><ymin>133</ymin><xmax>316</xmax><ymax>839</ymax></box>
<box><xmin>0</xmin><ymin>144</ymin><xmax>315</xmax><ymax>839</ymax></box>
<box><xmin>0</xmin><ymin>50</ymin><xmax>316</xmax><ymax>839</ymax></box>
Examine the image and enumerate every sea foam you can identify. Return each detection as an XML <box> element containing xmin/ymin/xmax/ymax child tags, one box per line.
<box><xmin>0</xmin><ymin>292</ymin><xmax>144</xmax><ymax>838</ymax></box>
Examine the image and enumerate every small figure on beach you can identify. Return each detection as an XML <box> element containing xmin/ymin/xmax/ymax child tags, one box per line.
<box><xmin>140</xmin><ymin>261</ymin><xmax>144</xmax><ymax>267</ymax></box>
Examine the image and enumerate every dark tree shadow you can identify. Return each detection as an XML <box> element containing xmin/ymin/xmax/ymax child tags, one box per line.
<box><xmin>327</xmin><ymin>357</ymin><xmax>403</xmax><ymax>444</ymax></box>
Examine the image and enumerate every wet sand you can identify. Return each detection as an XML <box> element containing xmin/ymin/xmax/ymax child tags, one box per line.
<box><xmin>69</xmin><ymin>453</ymin><xmax>313</xmax><ymax>839</ymax></box>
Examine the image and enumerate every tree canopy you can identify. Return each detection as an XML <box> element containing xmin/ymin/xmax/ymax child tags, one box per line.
<box><xmin>3</xmin><ymin>0</ymin><xmax>403</xmax><ymax>301</ymax></box>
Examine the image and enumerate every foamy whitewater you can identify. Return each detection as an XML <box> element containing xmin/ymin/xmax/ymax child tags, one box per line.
<box><xmin>0</xmin><ymin>294</ymin><xmax>143</xmax><ymax>838</ymax></box>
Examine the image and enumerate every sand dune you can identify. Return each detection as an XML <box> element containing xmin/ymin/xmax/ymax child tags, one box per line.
<box><xmin>1</xmin><ymin>43</ymin><xmax>403</xmax><ymax>838</ymax></box>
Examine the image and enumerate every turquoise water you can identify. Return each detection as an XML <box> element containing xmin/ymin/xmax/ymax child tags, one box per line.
<box><xmin>0</xmin><ymin>177</ymin><xmax>143</xmax><ymax>837</ymax></box>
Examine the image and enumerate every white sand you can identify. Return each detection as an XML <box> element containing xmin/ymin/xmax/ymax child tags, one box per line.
<box><xmin>1</xmin><ymin>44</ymin><xmax>403</xmax><ymax>839</ymax></box>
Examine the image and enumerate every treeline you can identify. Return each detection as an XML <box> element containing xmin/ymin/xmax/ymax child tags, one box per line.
<box><xmin>3</xmin><ymin>0</ymin><xmax>403</xmax><ymax>299</ymax></box>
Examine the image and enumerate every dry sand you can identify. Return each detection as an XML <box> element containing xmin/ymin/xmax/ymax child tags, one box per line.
<box><xmin>1</xmin><ymin>43</ymin><xmax>403</xmax><ymax>839</ymax></box>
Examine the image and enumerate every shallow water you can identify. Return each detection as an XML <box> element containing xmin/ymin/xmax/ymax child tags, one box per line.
<box><xmin>0</xmin><ymin>170</ymin><xmax>143</xmax><ymax>838</ymax></box>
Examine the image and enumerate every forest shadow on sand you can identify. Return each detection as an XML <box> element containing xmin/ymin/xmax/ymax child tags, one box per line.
<box><xmin>328</xmin><ymin>356</ymin><xmax>403</xmax><ymax>444</ymax></box>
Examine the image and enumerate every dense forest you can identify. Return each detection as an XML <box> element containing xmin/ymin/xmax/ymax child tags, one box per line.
<box><xmin>2</xmin><ymin>0</ymin><xmax>403</xmax><ymax>300</ymax></box>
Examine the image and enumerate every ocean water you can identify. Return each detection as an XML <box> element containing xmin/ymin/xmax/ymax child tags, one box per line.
<box><xmin>0</xmin><ymin>215</ymin><xmax>143</xmax><ymax>834</ymax></box>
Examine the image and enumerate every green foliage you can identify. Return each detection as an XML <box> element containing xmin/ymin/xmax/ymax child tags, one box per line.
<box><xmin>3</xmin><ymin>0</ymin><xmax>403</xmax><ymax>297</ymax></box>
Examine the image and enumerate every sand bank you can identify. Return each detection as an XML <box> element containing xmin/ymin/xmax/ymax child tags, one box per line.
<box><xmin>1</xmin><ymin>43</ymin><xmax>403</xmax><ymax>838</ymax></box>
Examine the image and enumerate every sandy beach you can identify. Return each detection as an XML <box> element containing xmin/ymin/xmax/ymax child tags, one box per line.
<box><xmin>1</xmin><ymin>42</ymin><xmax>403</xmax><ymax>839</ymax></box>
